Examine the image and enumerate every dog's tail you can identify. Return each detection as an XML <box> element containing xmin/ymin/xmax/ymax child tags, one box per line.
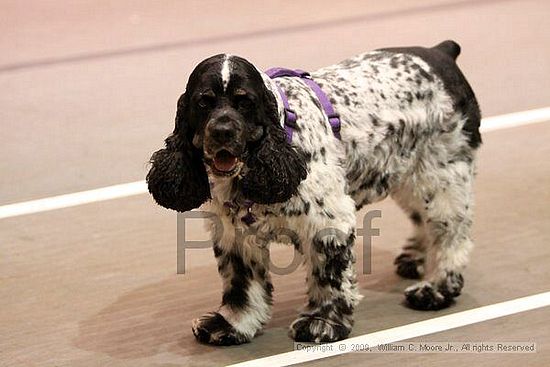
<box><xmin>433</xmin><ymin>40</ymin><xmax>461</xmax><ymax>60</ymax></box>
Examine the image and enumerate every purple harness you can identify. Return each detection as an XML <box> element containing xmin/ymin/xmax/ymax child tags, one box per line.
<box><xmin>265</xmin><ymin>68</ymin><xmax>341</xmax><ymax>142</ymax></box>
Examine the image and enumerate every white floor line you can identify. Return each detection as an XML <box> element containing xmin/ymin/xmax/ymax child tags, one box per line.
<box><xmin>1</xmin><ymin>106</ymin><xmax>550</xmax><ymax>219</ymax></box>
<box><xmin>479</xmin><ymin>106</ymin><xmax>550</xmax><ymax>132</ymax></box>
<box><xmin>0</xmin><ymin>181</ymin><xmax>147</xmax><ymax>219</ymax></box>
<box><xmin>227</xmin><ymin>291</ymin><xmax>550</xmax><ymax>367</ymax></box>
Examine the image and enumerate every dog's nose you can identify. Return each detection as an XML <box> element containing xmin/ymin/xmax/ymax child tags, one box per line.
<box><xmin>209</xmin><ymin>122</ymin><xmax>236</xmax><ymax>143</ymax></box>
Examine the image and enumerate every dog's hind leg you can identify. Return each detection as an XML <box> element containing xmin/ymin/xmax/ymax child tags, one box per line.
<box><xmin>192</xmin><ymin>233</ymin><xmax>273</xmax><ymax>345</ymax></box>
<box><xmin>403</xmin><ymin>159</ymin><xmax>476</xmax><ymax>310</ymax></box>
<box><xmin>393</xmin><ymin>206</ymin><xmax>428</xmax><ymax>280</ymax></box>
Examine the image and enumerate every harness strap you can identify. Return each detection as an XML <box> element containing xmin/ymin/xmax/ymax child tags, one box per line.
<box><xmin>265</xmin><ymin>67</ymin><xmax>342</xmax><ymax>142</ymax></box>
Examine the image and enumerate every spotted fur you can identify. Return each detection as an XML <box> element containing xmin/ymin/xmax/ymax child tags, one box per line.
<box><xmin>148</xmin><ymin>40</ymin><xmax>481</xmax><ymax>345</ymax></box>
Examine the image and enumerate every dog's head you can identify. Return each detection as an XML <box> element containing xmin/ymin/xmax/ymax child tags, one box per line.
<box><xmin>147</xmin><ymin>54</ymin><xmax>308</xmax><ymax>212</ymax></box>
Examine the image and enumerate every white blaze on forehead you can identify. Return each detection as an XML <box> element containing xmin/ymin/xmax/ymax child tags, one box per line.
<box><xmin>221</xmin><ymin>54</ymin><xmax>232</xmax><ymax>91</ymax></box>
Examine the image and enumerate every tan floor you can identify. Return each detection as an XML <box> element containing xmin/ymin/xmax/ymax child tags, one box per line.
<box><xmin>295</xmin><ymin>307</ymin><xmax>550</xmax><ymax>367</ymax></box>
<box><xmin>1</xmin><ymin>1</ymin><xmax>550</xmax><ymax>366</ymax></box>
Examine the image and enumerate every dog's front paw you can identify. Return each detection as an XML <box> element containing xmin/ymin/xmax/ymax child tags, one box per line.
<box><xmin>192</xmin><ymin>312</ymin><xmax>250</xmax><ymax>346</ymax></box>
<box><xmin>405</xmin><ymin>281</ymin><xmax>450</xmax><ymax>310</ymax></box>
<box><xmin>440</xmin><ymin>271</ymin><xmax>464</xmax><ymax>298</ymax></box>
<box><xmin>289</xmin><ymin>315</ymin><xmax>351</xmax><ymax>343</ymax></box>
<box><xmin>404</xmin><ymin>272</ymin><xmax>464</xmax><ymax>310</ymax></box>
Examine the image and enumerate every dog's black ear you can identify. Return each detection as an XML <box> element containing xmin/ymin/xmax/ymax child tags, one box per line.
<box><xmin>240</xmin><ymin>88</ymin><xmax>308</xmax><ymax>204</ymax></box>
<box><xmin>147</xmin><ymin>93</ymin><xmax>210</xmax><ymax>212</ymax></box>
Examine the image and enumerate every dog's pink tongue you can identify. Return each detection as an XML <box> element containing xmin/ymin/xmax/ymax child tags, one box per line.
<box><xmin>214</xmin><ymin>152</ymin><xmax>237</xmax><ymax>172</ymax></box>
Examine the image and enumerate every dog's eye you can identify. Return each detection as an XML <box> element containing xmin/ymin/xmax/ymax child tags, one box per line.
<box><xmin>197</xmin><ymin>95</ymin><xmax>215</xmax><ymax>109</ymax></box>
<box><xmin>236</xmin><ymin>96</ymin><xmax>254</xmax><ymax>110</ymax></box>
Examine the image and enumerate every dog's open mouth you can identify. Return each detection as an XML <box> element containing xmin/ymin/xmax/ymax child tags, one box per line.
<box><xmin>211</xmin><ymin>149</ymin><xmax>241</xmax><ymax>176</ymax></box>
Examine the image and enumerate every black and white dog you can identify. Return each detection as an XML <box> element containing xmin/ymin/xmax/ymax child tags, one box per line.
<box><xmin>147</xmin><ymin>40</ymin><xmax>481</xmax><ymax>345</ymax></box>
